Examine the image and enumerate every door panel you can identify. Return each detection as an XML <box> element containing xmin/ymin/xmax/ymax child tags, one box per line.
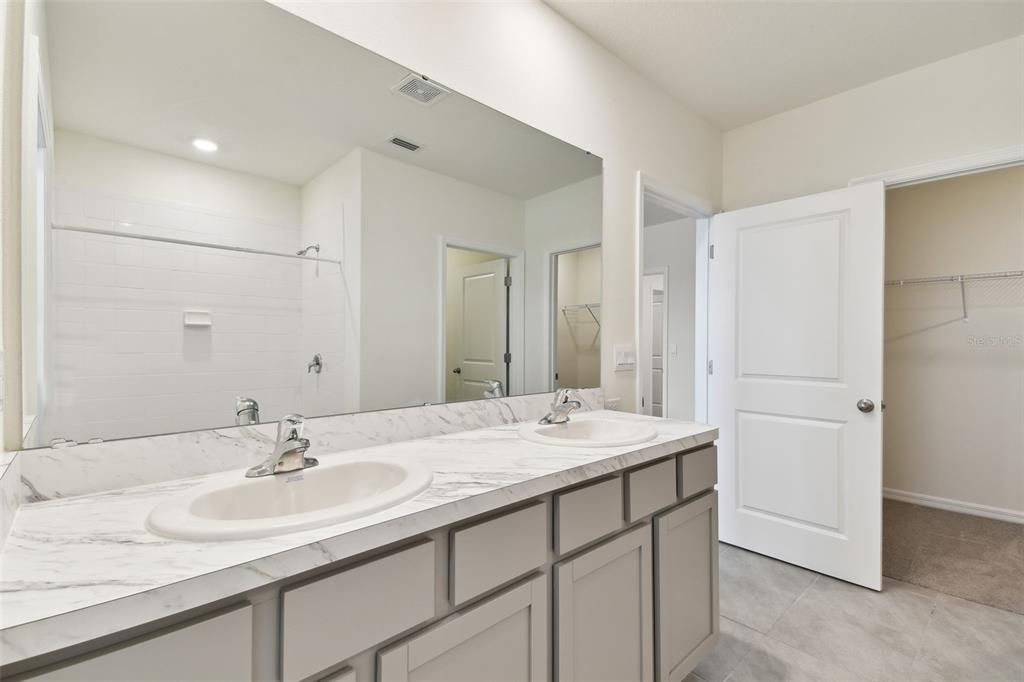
<box><xmin>709</xmin><ymin>182</ymin><xmax>885</xmax><ymax>590</ymax></box>
<box><xmin>455</xmin><ymin>258</ymin><xmax>508</xmax><ymax>401</ymax></box>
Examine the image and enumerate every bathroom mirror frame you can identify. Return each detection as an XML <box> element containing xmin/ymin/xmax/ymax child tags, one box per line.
<box><xmin>6</xmin><ymin>0</ymin><xmax>604</xmax><ymax>450</ymax></box>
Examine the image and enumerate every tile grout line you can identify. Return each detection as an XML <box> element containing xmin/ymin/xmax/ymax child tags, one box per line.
<box><xmin>717</xmin><ymin>613</ymin><xmax>763</xmax><ymax>681</ymax></box>
<box><xmin>906</xmin><ymin>597</ymin><xmax>942</xmax><ymax>674</ymax></box>
<box><xmin>763</xmin><ymin>573</ymin><xmax>818</xmax><ymax>634</ymax></box>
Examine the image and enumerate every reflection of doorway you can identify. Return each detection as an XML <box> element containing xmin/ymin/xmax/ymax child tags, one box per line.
<box><xmin>444</xmin><ymin>246</ymin><xmax>510</xmax><ymax>402</ymax></box>
<box><xmin>640</xmin><ymin>272</ymin><xmax>666</xmax><ymax>416</ymax></box>
<box><xmin>637</xmin><ymin>178</ymin><xmax>711</xmax><ymax>422</ymax></box>
<box><xmin>551</xmin><ymin>245</ymin><xmax>602</xmax><ymax>390</ymax></box>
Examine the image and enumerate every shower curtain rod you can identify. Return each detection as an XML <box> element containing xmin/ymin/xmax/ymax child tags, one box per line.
<box><xmin>52</xmin><ymin>224</ymin><xmax>343</xmax><ymax>266</ymax></box>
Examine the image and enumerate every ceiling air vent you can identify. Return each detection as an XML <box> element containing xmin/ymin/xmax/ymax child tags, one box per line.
<box><xmin>392</xmin><ymin>73</ymin><xmax>450</xmax><ymax>106</ymax></box>
<box><xmin>390</xmin><ymin>137</ymin><xmax>420</xmax><ymax>152</ymax></box>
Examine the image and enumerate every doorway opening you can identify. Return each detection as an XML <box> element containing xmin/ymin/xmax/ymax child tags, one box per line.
<box><xmin>551</xmin><ymin>244</ymin><xmax>602</xmax><ymax>391</ymax></box>
<box><xmin>880</xmin><ymin>164</ymin><xmax>1023</xmax><ymax>614</ymax></box>
<box><xmin>636</xmin><ymin>177</ymin><xmax>711</xmax><ymax>421</ymax></box>
<box><xmin>443</xmin><ymin>246</ymin><xmax>510</xmax><ymax>403</ymax></box>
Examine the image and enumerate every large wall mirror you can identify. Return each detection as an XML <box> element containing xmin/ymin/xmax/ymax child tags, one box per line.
<box><xmin>17</xmin><ymin>0</ymin><xmax>602</xmax><ymax>447</ymax></box>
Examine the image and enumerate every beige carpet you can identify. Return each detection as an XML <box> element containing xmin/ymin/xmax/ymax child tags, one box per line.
<box><xmin>883</xmin><ymin>499</ymin><xmax>1024</xmax><ymax>614</ymax></box>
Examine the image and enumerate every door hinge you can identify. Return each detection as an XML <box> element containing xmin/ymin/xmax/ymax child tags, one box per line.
<box><xmin>503</xmin><ymin>352</ymin><xmax>512</xmax><ymax>364</ymax></box>
<box><xmin>709</xmin><ymin>244</ymin><xmax>715</xmax><ymax>260</ymax></box>
<box><xmin>504</xmin><ymin>275</ymin><xmax>512</xmax><ymax>287</ymax></box>
<box><xmin>707</xmin><ymin>359</ymin><xmax>714</xmax><ymax>375</ymax></box>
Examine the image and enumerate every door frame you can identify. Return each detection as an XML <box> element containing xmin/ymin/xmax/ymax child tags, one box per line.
<box><xmin>437</xmin><ymin>236</ymin><xmax>525</xmax><ymax>403</ymax></box>
<box><xmin>635</xmin><ymin>173</ymin><xmax>713</xmax><ymax>421</ymax></box>
<box><xmin>548</xmin><ymin>241</ymin><xmax>602</xmax><ymax>392</ymax></box>
<box><xmin>849</xmin><ymin>145</ymin><xmax>1024</xmax><ymax>189</ymax></box>
<box><xmin>851</xmin><ymin>145</ymin><xmax>1023</xmax><ymax>520</ymax></box>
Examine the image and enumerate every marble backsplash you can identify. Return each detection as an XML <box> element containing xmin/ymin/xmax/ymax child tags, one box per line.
<box><xmin>9</xmin><ymin>389</ymin><xmax>603</xmax><ymax>509</ymax></box>
<box><xmin>0</xmin><ymin>453</ymin><xmax>20</xmax><ymax>553</ymax></box>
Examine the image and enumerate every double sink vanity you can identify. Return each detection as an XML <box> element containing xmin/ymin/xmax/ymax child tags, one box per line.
<box><xmin>0</xmin><ymin>397</ymin><xmax>719</xmax><ymax>682</ymax></box>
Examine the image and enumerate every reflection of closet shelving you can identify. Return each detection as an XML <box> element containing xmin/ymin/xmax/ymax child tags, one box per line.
<box><xmin>885</xmin><ymin>269</ymin><xmax>1023</xmax><ymax>320</ymax></box>
<box><xmin>52</xmin><ymin>224</ymin><xmax>343</xmax><ymax>266</ymax></box>
<box><xmin>561</xmin><ymin>303</ymin><xmax>601</xmax><ymax>329</ymax></box>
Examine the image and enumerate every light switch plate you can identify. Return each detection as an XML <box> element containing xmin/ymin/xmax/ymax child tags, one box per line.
<box><xmin>613</xmin><ymin>344</ymin><xmax>636</xmax><ymax>371</ymax></box>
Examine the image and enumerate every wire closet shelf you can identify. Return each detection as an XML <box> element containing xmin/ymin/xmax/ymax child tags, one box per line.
<box><xmin>52</xmin><ymin>224</ymin><xmax>343</xmax><ymax>266</ymax></box>
<box><xmin>561</xmin><ymin>302</ymin><xmax>601</xmax><ymax>329</ymax></box>
<box><xmin>885</xmin><ymin>269</ymin><xmax>1023</xmax><ymax>321</ymax></box>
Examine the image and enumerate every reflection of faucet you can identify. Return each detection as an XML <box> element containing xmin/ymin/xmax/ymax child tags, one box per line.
<box><xmin>296</xmin><ymin>244</ymin><xmax>320</xmax><ymax>257</ymax></box>
<box><xmin>483</xmin><ymin>379</ymin><xmax>505</xmax><ymax>399</ymax></box>
<box><xmin>245</xmin><ymin>414</ymin><xmax>318</xmax><ymax>478</ymax></box>
<box><xmin>235</xmin><ymin>396</ymin><xmax>260</xmax><ymax>425</ymax></box>
<box><xmin>539</xmin><ymin>388</ymin><xmax>582</xmax><ymax>425</ymax></box>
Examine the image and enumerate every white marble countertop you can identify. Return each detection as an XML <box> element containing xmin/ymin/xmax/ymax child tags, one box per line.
<box><xmin>0</xmin><ymin>411</ymin><xmax>716</xmax><ymax>667</ymax></box>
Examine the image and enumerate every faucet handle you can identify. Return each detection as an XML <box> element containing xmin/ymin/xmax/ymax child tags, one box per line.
<box><xmin>553</xmin><ymin>388</ymin><xmax>576</xmax><ymax>406</ymax></box>
<box><xmin>277</xmin><ymin>414</ymin><xmax>305</xmax><ymax>443</ymax></box>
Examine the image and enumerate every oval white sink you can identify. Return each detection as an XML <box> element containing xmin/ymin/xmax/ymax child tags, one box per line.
<box><xmin>147</xmin><ymin>457</ymin><xmax>433</xmax><ymax>541</ymax></box>
<box><xmin>517</xmin><ymin>417</ymin><xmax>657</xmax><ymax>448</ymax></box>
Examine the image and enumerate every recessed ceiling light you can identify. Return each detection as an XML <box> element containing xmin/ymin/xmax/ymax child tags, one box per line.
<box><xmin>192</xmin><ymin>138</ymin><xmax>218</xmax><ymax>152</ymax></box>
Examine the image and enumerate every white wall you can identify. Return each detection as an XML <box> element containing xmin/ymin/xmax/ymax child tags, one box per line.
<box><xmin>270</xmin><ymin>0</ymin><xmax>722</xmax><ymax>410</ymax></box>
<box><xmin>723</xmin><ymin>37</ymin><xmax>1024</xmax><ymax>209</ymax></box>
<box><xmin>643</xmin><ymin>218</ymin><xmax>696</xmax><ymax>420</ymax></box>
<box><xmin>883</xmin><ymin>166</ymin><xmax>1023</xmax><ymax>517</ymax></box>
<box><xmin>300</xmin><ymin>148</ymin><xmax>362</xmax><ymax>417</ymax></box>
<box><xmin>523</xmin><ymin>175</ymin><xmax>602</xmax><ymax>393</ymax></box>
<box><xmin>359</xmin><ymin>148</ymin><xmax>525</xmax><ymax>411</ymax></box>
<box><xmin>46</xmin><ymin>130</ymin><xmax>306</xmax><ymax>442</ymax></box>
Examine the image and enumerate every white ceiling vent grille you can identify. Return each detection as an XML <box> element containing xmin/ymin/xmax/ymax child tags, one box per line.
<box><xmin>392</xmin><ymin>74</ymin><xmax>450</xmax><ymax>106</ymax></box>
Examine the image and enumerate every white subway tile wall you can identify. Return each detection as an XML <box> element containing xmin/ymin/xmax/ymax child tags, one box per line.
<box><xmin>44</xmin><ymin>183</ymin><xmax>347</xmax><ymax>443</ymax></box>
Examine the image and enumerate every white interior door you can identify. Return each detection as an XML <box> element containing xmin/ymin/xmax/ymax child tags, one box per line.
<box><xmin>708</xmin><ymin>181</ymin><xmax>885</xmax><ymax>590</ymax></box>
<box><xmin>640</xmin><ymin>273</ymin><xmax>666</xmax><ymax>417</ymax></box>
<box><xmin>455</xmin><ymin>258</ymin><xmax>508</xmax><ymax>400</ymax></box>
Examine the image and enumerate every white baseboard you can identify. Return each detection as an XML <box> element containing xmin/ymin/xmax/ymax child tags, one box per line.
<box><xmin>883</xmin><ymin>488</ymin><xmax>1024</xmax><ymax>525</ymax></box>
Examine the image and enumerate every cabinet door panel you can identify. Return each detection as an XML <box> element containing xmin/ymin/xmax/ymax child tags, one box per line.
<box><xmin>654</xmin><ymin>492</ymin><xmax>719</xmax><ymax>682</ymax></box>
<box><xmin>555</xmin><ymin>525</ymin><xmax>653</xmax><ymax>682</ymax></box>
<box><xmin>379</xmin><ymin>575</ymin><xmax>548</xmax><ymax>682</ymax></box>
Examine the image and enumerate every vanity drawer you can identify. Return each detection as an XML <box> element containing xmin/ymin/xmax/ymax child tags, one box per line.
<box><xmin>555</xmin><ymin>477</ymin><xmax>624</xmax><ymax>555</ymax></box>
<box><xmin>21</xmin><ymin>605</ymin><xmax>252</xmax><ymax>681</ymax></box>
<box><xmin>625</xmin><ymin>457</ymin><xmax>678</xmax><ymax>522</ymax></box>
<box><xmin>679</xmin><ymin>446</ymin><xmax>718</xmax><ymax>499</ymax></box>
<box><xmin>281</xmin><ymin>540</ymin><xmax>435</xmax><ymax>681</ymax></box>
<box><xmin>450</xmin><ymin>501</ymin><xmax>549</xmax><ymax>606</ymax></box>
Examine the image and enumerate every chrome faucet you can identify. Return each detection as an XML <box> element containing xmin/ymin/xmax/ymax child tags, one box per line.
<box><xmin>235</xmin><ymin>396</ymin><xmax>260</xmax><ymax>426</ymax></box>
<box><xmin>483</xmin><ymin>378</ymin><xmax>505</xmax><ymax>399</ymax></box>
<box><xmin>539</xmin><ymin>388</ymin><xmax>582</xmax><ymax>425</ymax></box>
<box><xmin>245</xmin><ymin>414</ymin><xmax>318</xmax><ymax>478</ymax></box>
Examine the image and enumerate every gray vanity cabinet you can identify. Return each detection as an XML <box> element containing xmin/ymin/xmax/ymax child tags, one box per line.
<box><xmin>378</xmin><ymin>575</ymin><xmax>548</xmax><ymax>681</ymax></box>
<box><xmin>654</xmin><ymin>492</ymin><xmax>719</xmax><ymax>682</ymax></box>
<box><xmin>554</xmin><ymin>524</ymin><xmax>654</xmax><ymax>682</ymax></box>
<box><xmin>17</xmin><ymin>605</ymin><xmax>253</xmax><ymax>681</ymax></box>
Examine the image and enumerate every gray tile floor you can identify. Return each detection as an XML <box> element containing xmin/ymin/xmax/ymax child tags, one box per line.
<box><xmin>689</xmin><ymin>543</ymin><xmax>1024</xmax><ymax>682</ymax></box>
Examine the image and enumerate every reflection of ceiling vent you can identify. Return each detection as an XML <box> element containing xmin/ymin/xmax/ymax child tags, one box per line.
<box><xmin>392</xmin><ymin>74</ymin><xmax>450</xmax><ymax>106</ymax></box>
<box><xmin>390</xmin><ymin>137</ymin><xmax>420</xmax><ymax>152</ymax></box>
